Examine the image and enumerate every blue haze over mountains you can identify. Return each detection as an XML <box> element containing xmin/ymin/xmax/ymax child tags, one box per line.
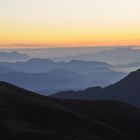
<box><xmin>0</xmin><ymin>59</ymin><xmax>125</xmax><ymax>94</ymax></box>
<box><xmin>0</xmin><ymin>46</ymin><xmax>140</xmax><ymax>140</ymax></box>
<box><xmin>0</xmin><ymin>46</ymin><xmax>139</xmax><ymax>95</ymax></box>
<box><xmin>0</xmin><ymin>51</ymin><xmax>30</xmax><ymax>62</ymax></box>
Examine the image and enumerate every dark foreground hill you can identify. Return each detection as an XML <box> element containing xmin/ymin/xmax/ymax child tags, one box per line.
<box><xmin>48</xmin><ymin>98</ymin><xmax>140</xmax><ymax>140</ymax></box>
<box><xmin>53</xmin><ymin>69</ymin><xmax>140</xmax><ymax>107</ymax></box>
<box><xmin>0</xmin><ymin>81</ymin><xmax>137</xmax><ymax>140</ymax></box>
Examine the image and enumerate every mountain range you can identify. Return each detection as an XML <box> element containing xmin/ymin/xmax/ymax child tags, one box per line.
<box><xmin>0</xmin><ymin>51</ymin><xmax>30</xmax><ymax>62</ymax></box>
<box><xmin>52</xmin><ymin>47</ymin><xmax>140</xmax><ymax>65</ymax></box>
<box><xmin>53</xmin><ymin>69</ymin><xmax>140</xmax><ymax>107</ymax></box>
<box><xmin>0</xmin><ymin>58</ymin><xmax>112</xmax><ymax>73</ymax></box>
<box><xmin>0</xmin><ymin>81</ymin><xmax>139</xmax><ymax>140</ymax></box>
<box><xmin>0</xmin><ymin>59</ymin><xmax>125</xmax><ymax>94</ymax></box>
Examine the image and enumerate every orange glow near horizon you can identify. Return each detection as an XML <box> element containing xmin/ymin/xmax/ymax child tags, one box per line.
<box><xmin>0</xmin><ymin>0</ymin><xmax>140</xmax><ymax>48</ymax></box>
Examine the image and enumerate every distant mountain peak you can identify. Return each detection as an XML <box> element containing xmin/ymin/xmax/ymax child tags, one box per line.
<box><xmin>0</xmin><ymin>51</ymin><xmax>30</xmax><ymax>62</ymax></box>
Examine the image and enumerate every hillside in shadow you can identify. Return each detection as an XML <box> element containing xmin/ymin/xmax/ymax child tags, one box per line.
<box><xmin>0</xmin><ymin>81</ymin><xmax>137</xmax><ymax>140</ymax></box>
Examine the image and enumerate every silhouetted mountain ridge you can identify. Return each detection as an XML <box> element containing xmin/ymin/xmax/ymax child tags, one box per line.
<box><xmin>53</xmin><ymin>69</ymin><xmax>140</xmax><ymax>107</ymax></box>
<box><xmin>52</xmin><ymin>47</ymin><xmax>140</xmax><ymax>65</ymax></box>
<box><xmin>0</xmin><ymin>51</ymin><xmax>30</xmax><ymax>62</ymax></box>
<box><xmin>0</xmin><ymin>58</ymin><xmax>112</xmax><ymax>73</ymax></box>
<box><xmin>0</xmin><ymin>81</ymin><xmax>134</xmax><ymax>140</ymax></box>
<box><xmin>0</xmin><ymin>59</ymin><xmax>126</xmax><ymax>94</ymax></box>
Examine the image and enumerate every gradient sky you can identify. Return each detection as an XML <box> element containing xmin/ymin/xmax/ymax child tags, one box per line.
<box><xmin>0</xmin><ymin>0</ymin><xmax>140</xmax><ymax>47</ymax></box>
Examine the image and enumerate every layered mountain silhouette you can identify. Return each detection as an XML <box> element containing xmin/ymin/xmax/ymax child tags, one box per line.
<box><xmin>118</xmin><ymin>61</ymin><xmax>140</xmax><ymax>72</ymax></box>
<box><xmin>53</xmin><ymin>69</ymin><xmax>140</xmax><ymax>107</ymax></box>
<box><xmin>0</xmin><ymin>70</ymin><xmax>125</xmax><ymax>94</ymax></box>
<box><xmin>0</xmin><ymin>81</ymin><xmax>139</xmax><ymax>140</ymax></box>
<box><xmin>52</xmin><ymin>47</ymin><xmax>140</xmax><ymax>65</ymax></box>
<box><xmin>0</xmin><ymin>59</ymin><xmax>125</xmax><ymax>94</ymax></box>
<box><xmin>0</xmin><ymin>58</ymin><xmax>112</xmax><ymax>73</ymax></box>
<box><xmin>0</xmin><ymin>51</ymin><xmax>30</xmax><ymax>62</ymax></box>
<box><xmin>0</xmin><ymin>70</ymin><xmax>83</xmax><ymax>94</ymax></box>
<box><xmin>92</xmin><ymin>47</ymin><xmax>140</xmax><ymax>64</ymax></box>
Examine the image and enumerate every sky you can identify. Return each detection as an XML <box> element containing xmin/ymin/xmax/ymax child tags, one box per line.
<box><xmin>0</xmin><ymin>0</ymin><xmax>140</xmax><ymax>48</ymax></box>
